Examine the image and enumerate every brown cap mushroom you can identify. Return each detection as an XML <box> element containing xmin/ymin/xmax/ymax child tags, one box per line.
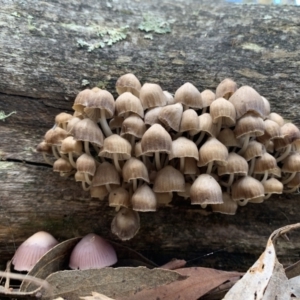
<box><xmin>215</xmin><ymin>78</ymin><xmax>237</xmax><ymax>100</ymax></box>
<box><xmin>190</xmin><ymin>174</ymin><xmax>223</xmax><ymax>205</ymax></box>
<box><xmin>139</xmin><ymin>83</ymin><xmax>167</xmax><ymax>110</ymax></box>
<box><xmin>111</xmin><ymin>208</ymin><xmax>140</xmax><ymax>241</ymax></box>
<box><xmin>174</xmin><ymin>82</ymin><xmax>203</xmax><ymax>110</ymax></box>
<box><xmin>115</xmin><ymin>92</ymin><xmax>144</xmax><ymax>118</ymax></box>
<box><xmin>115</xmin><ymin>73</ymin><xmax>141</xmax><ymax>97</ymax></box>
<box><xmin>131</xmin><ymin>184</ymin><xmax>157</xmax><ymax>212</ymax></box>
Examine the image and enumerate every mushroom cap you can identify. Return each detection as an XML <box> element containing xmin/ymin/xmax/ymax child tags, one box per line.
<box><xmin>234</xmin><ymin>113</ymin><xmax>265</xmax><ymax>139</ymax></box>
<box><xmin>179</xmin><ymin>109</ymin><xmax>199</xmax><ymax>133</ymax></box>
<box><xmin>253</xmin><ymin>152</ymin><xmax>277</xmax><ymax>174</ymax></box>
<box><xmin>99</xmin><ymin>134</ymin><xmax>132</xmax><ymax>160</ymax></box>
<box><xmin>120</xmin><ymin>115</ymin><xmax>146</xmax><ymax>139</ymax></box>
<box><xmin>92</xmin><ymin>161</ymin><xmax>120</xmax><ymax>186</ymax></box>
<box><xmin>36</xmin><ymin>141</ymin><xmax>52</xmax><ymax>154</ymax></box>
<box><xmin>109</xmin><ymin>116</ymin><xmax>124</xmax><ymax>132</ymax></box>
<box><xmin>55</xmin><ymin>112</ymin><xmax>73</xmax><ymax>127</ymax></box>
<box><xmin>131</xmin><ymin>184</ymin><xmax>157</xmax><ymax>212</ymax></box>
<box><xmin>139</xmin><ymin>83</ymin><xmax>167</xmax><ymax>110</ymax></box>
<box><xmin>257</xmin><ymin>119</ymin><xmax>282</xmax><ymax>144</ymax></box>
<box><xmin>242</xmin><ymin>140</ymin><xmax>266</xmax><ymax>161</ymax></box>
<box><xmin>268</xmin><ymin>112</ymin><xmax>285</xmax><ymax>127</ymax></box>
<box><xmin>122</xmin><ymin>157</ymin><xmax>149</xmax><ymax>183</ymax></box>
<box><xmin>76</xmin><ymin>153</ymin><xmax>97</xmax><ymax>176</ymax></box>
<box><xmin>90</xmin><ymin>185</ymin><xmax>109</xmax><ymax>200</ymax></box>
<box><xmin>169</xmin><ymin>137</ymin><xmax>199</xmax><ymax>161</ymax></box>
<box><xmin>72</xmin><ymin>89</ymin><xmax>93</xmax><ymax>113</ymax></box>
<box><xmin>44</xmin><ymin>127</ymin><xmax>69</xmax><ymax>145</ymax></box>
<box><xmin>281</xmin><ymin>153</ymin><xmax>300</xmax><ymax>173</ymax></box>
<box><xmin>115</xmin><ymin>73</ymin><xmax>141</xmax><ymax>97</ymax></box>
<box><xmin>109</xmin><ymin>187</ymin><xmax>130</xmax><ymax>208</ymax></box>
<box><xmin>144</xmin><ymin>107</ymin><xmax>163</xmax><ymax>126</ymax></box>
<box><xmin>158</xmin><ymin>103</ymin><xmax>183</xmax><ymax>132</ymax></box>
<box><xmin>60</xmin><ymin>136</ymin><xmax>83</xmax><ymax>155</ymax></box>
<box><xmin>141</xmin><ymin>124</ymin><xmax>172</xmax><ymax>155</ymax></box>
<box><xmin>190</xmin><ymin>174</ymin><xmax>223</xmax><ymax>205</ymax></box>
<box><xmin>53</xmin><ymin>158</ymin><xmax>73</xmax><ymax>173</ymax></box>
<box><xmin>218</xmin><ymin>152</ymin><xmax>248</xmax><ymax>176</ymax></box>
<box><xmin>261</xmin><ymin>96</ymin><xmax>271</xmax><ymax>119</ymax></box>
<box><xmin>263</xmin><ymin>178</ymin><xmax>283</xmax><ymax>194</ymax></box>
<box><xmin>84</xmin><ymin>89</ymin><xmax>115</xmax><ymax>119</ymax></box>
<box><xmin>217</xmin><ymin>128</ymin><xmax>242</xmax><ymax>148</ymax></box>
<box><xmin>12</xmin><ymin>231</ymin><xmax>58</xmax><ymax>271</ymax></box>
<box><xmin>211</xmin><ymin>192</ymin><xmax>238</xmax><ymax>215</ymax></box>
<box><xmin>231</xmin><ymin>176</ymin><xmax>265</xmax><ymax>203</ymax></box>
<box><xmin>69</xmin><ymin>118</ymin><xmax>104</xmax><ymax>148</ymax></box>
<box><xmin>215</xmin><ymin>78</ymin><xmax>238</xmax><ymax>100</ymax></box>
<box><xmin>210</xmin><ymin>97</ymin><xmax>236</xmax><ymax>127</ymax></box>
<box><xmin>69</xmin><ymin>233</ymin><xmax>117</xmax><ymax>270</ymax></box>
<box><xmin>192</xmin><ymin>113</ymin><xmax>217</xmax><ymax>137</ymax></box>
<box><xmin>174</xmin><ymin>82</ymin><xmax>203</xmax><ymax>109</ymax></box>
<box><xmin>153</xmin><ymin>165</ymin><xmax>185</xmax><ymax>193</ymax></box>
<box><xmin>66</xmin><ymin>117</ymin><xmax>82</xmax><ymax>132</ymax></box>
<box><xmin>201</xmin><ymin>89</ymin><xmax>216</xmax><ymax>108</ymax></box>
<box><xmin>111</xmin><ymin>208</ymin><xmax>140</xmax><ymax>241</ymax></box>
<box><xmin>115</xmin><ymin>92</ymin><xmax>144</xmax><ymax>118</ymax></box>
<box><xmin>229</xmin><ymin>85</ymin><xmax>265</xmax><ymax>119</ymax></box>
<box><xmin>198</xmin><ymin>137</ymin><xmax>229</xmax><ymax>167</ymax></box>
<box><xmin>274</xmin><ymin>123</ymin><xmax>300</xmax><ymax>150</ymax></box>
<box><xmin>163</xmin><ymin>91</ymin><xmax>175</xmax><ymax>105</ymax></box>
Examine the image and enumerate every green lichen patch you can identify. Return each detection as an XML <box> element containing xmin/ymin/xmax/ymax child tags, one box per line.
<box><xmin>138</xmin><ymin>14</ymin><xmax>171</xmax><ymax>35</ymax></box>
<box><xmin>77</xmin><ymin>26</ymin><xmax>129</xmax><ymax>52</ymax></box>
<box><xmin>0</xmin><ymin>110</ymin><xmax>16</xmax><ymax>121</ymax></box>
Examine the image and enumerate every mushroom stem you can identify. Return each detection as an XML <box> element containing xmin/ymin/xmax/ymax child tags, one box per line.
<box><xmin>264</xmin><ymin>193</ymin><xmax>272</xmax><ymax>200</ymax></box>
<box><xmin>84</xmin><ymin>141</ymin><xmax>91</xmax><ymax>156</ymax></box>
<box><xmin>216</xmin><ymin>118</ymin><xmax>222</xmax><ymax>135</ymax></box>
<box><xmin>206</xmin><ymin>161</ymin><xmax>213</xmax><ymax>174</ymax></box>
<box><xmin>220</xmin><ymin>173</ymin><xmax>234</xmax><ymax>188</ymax></box>
<box><xmin>132</xmin><ymin>179</ymin><xmax>137</xmax><ymax>192</ymax></box>
<box><xmin>195</xmin><ymin>131</ymin><xmax>205</xmax><ymax>146</ymax></box>
<box><xmin>84</xmin><ymin>173</ymin><xmax>92</xmax><ymax>185</ymax></box>
<box><xmin>179</xmin><ymin>157</ymin><xmax>185</xmax><ymax>173</ymax></box>
<box><xmin>51</xmin><ymin>145</ymin><xmax>61</xmax><ymax>160</ymax></box>
<box><xmin>68</xmin><ymin>152</ymin><xmax>77</xmax><ymax>168</ymax></box>
<box><xmin>81</xmin><ymin>181</ymin><xmax>91</xmax><ymax>191</ymax></box>
<box><xmin>261</xmin><ymin>171</ymin><xmax>268</xmax><ymax>184</ymax></box>
<box><xmin>106</xmin><ymin>184</ymin><xmax>112</xmax><ymax>193</ymax></box>
<box><xmin>248</xmin><ymin>157</ymin><xmax>256</xmax><ymax>176</ymax></box>
<box><xmin>283</xmin><ymin>185</ymin><xmax>299</xmax><ymax>193</ymax></box>
<box><xmin>100</xmin><ymin>109</ymin><xmax>113</xmax><ymax>137</ymax></box>
<box><xmin>155</xmin><ymin>152</ymin><xmax>162</xmax><ymax>170</ymax></box>
<box><xmin>113</xmin><ymin>153</ymin><xmax>122</xmax><ymax>173</ymax></box>
<box><xmin>281</xmin><ymin>172</ymin><xmax>296</xmax><ymax>184</ymax></box>
<box><xmin>276</xmin><ymin>144</ymin><xmax>292</xmax><ymax>163</ymax></box>
<box><xmin>42</xmin><ymin>153</ymin><xmax>53</xmax><ymax>165</ymax></box>
<box><xmin>238</xmin><ymin>134</ymin><xmax>250</xmax><ymax>156</ymax></box>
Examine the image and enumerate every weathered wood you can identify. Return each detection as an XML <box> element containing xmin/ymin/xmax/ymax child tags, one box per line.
<box><xmin>1</xmin><ymin>0</ymin><xmax>300</xmax><ymax>271</ymax></box>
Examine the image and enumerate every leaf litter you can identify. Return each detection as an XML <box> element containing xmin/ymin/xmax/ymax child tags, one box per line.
<box><xmin>1</xmin><ymin>223</ymin><xmax>300</xmax><ymax>300</ymax></box>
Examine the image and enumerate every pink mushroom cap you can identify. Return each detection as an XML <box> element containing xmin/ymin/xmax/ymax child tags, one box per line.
<box><xmin>12</xmin><ymin>231</ymin><xmax>58</xmax><ymax>271</ymax></box>
<box><xmin>69</xmin><ymin>233</ymin><xmax>117</xmax><ymax>270</ymax></box>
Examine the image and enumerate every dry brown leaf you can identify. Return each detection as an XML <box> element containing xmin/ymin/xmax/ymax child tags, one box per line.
<box><xmin>20</xmin><ymin>237</ymin><xmax>80</xmax><ymax>292</ymax></box>
<box><xmin>117</xmin><ymin>267</ymin><xmax>242</xmax><ymax>300</ymax></box>
<box><xmin>40</xmin><ymin>267</ymin><xmax>185</xmax><ymax>299</ymax></box>
<box><xmin>159</xmin><ymin>259</ymin><xmax>187</xmax><ymax>270</ymax></box>
<box><xmin>224</xmin><ymin>223</ymin><xmax>300</xmax><ymax>300</ymax></box>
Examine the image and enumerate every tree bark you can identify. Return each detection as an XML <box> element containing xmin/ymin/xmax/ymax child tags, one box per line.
<box><xmin>1</xmin><ymin>0</ymin><xmax>300</xmax><ymax>271</ymax></box>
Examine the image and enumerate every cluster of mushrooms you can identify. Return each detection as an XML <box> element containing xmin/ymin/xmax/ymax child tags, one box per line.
<box><xmin>37</xmin><ymin>73</ymin><xmax>300</xmax><ymax>241</ymax></box>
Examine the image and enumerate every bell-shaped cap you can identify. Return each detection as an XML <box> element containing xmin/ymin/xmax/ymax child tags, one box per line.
<box><xmin>12</xmin><ymin>231</ymin><xmax>58</xmax><ymax>271</ymax></box>
<box><xmin>122</xmin><ymin>157</ymin><xmax>149</xmax><ymax>183</ymax></box>
<box><xmin>109</xmin><ymin>187</ymin><xmax>130</xmax><ymax>208</ymax></box>
<box><xmin>139</xmin><ymin>83</ymin><xmax>167</xmax><ymax>109</ymax></box>
<box><xmin>215</xmin><ymin>78</ymin><xmax>237</xmax><ymax>100</ymax></box>
<box><xmin>174</xmin><ymin>82</ymin><xmax>203</xmax><ymax>109</ymax></box>
<box><xmin>111</xmin><ymin>208</ymin><xmax>140</xmax><ymax>241</ymax></box>
<box><xmin>69</xmin><ymin>233</ymin><xmax>117</xmax><ymax>270</ymax></box>
<box><xmin>115</xmin><ymin>92</ymin><xmax>144</xmax><ymax>118</ymax></box>
<box><xmin>131</xmin><ymin>184</ymin><xmax>157</xmax><ymax>212</ymax></box>
<box><xmin>190</xmin><ymin>174</ymin><xmax>223</xmax><ymax>205</ymax></box>
<box><xmin>115</xmin><ymin>73</ymin><xmax>141</xmax><ymax>97</ymax></box>
<box><xmin>158</xmin><ymin>103</ymin><xmax>183</xmax><ymax>132</ymax></box>
<box><xmin>99</xmin><ymin>135</ymin><xmax>132</xmax><ymax>160</ymax></box>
